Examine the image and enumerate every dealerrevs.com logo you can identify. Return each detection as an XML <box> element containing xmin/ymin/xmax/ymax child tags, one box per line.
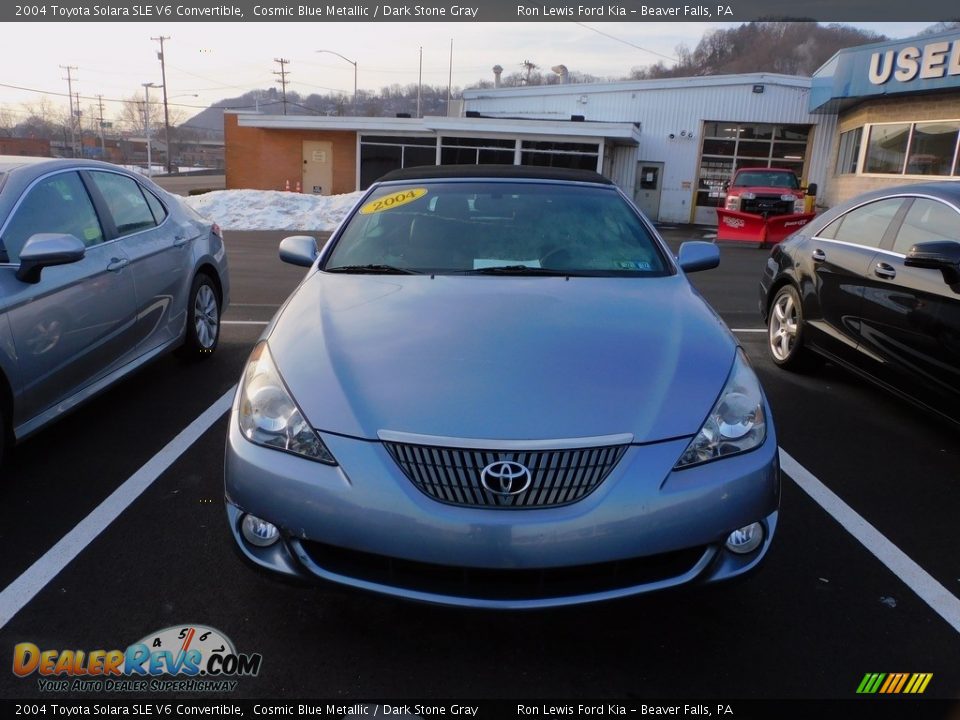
<box><xmin>12</xmin><ymin>624</ymin><xmax>262</xmax><ymax>693</ymax></box>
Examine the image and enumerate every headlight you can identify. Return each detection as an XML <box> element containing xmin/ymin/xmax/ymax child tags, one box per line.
<box><xmin>793</xmin><ymin>197</ymin><xmax>806</xmax><ymax>213</ymax></box>
<box><xmin>780</xmin><ymin>193</ymin><xmax>796</xmax><ymax>202</ymax></box>
<box><xmin>237</xmin><ymin>341</ymin><xmax>337</xmax><ymax>464</ymax></box>
<box><xmin>740</xmin><ymin>191</ymin><xmax>756</xmax><ymax>200</ymax></box>
<box><xmin>724</xmin><ymin>195</ymin><xmax>740</xmax><ymax>211</ymax></box>
<box><xmin>674</xmin><ymin>349</ymin><xmax>766</xmax><ymax>469</ymax></box>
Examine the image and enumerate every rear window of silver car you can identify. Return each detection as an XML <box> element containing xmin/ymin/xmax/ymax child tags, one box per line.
<box><xmin>325</xmin><ymin>181</ymin><xmax>670</xmax><ymax>276</ymax></box>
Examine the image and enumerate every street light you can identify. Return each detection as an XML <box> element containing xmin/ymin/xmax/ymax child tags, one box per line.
<box><xmin>316</xmin><ymin>49</ymin><xmax>357</xmax><ymax>115</ymax></box>
<box><xmin>142</xmin><ymin>82</ymin><xmax>160</xmax><ymax>176</ymax></box>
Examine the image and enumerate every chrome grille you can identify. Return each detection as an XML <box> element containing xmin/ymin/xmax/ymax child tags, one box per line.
<box><xmin>383</xmin><ymin>441</ymin><xmax>628</xmax><ymax>508</ymax></box>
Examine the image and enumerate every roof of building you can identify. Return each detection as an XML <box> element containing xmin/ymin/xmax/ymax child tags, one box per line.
<box><xmin>229</xmin><ymin>113</ymin><xmax>641</xmax><ymax>144</ymax></box>
<box><xmin>810</xmin><ymin>28</ymin><xmax>960</xmax><ymax>113</ymax></box>
<box><xmin>461</xmin><ymin>73</ymin><xmax>812</xmax><ymax>100</ymax></box>
<box><xmin>376</xmin><ymin>164</ymin><xmax>613</xmax><ymax>184</ymax></box>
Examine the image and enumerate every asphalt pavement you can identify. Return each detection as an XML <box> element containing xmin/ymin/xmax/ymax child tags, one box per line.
<box><xmin>1</xmin><ymin>226</ymin><xmax>957</xmax><ymax>709</ymax></box>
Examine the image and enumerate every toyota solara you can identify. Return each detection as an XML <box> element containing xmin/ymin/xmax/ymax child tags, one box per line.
<box><xmin>224</xmin><ymin>165</ymin><xmax>779</xmax><ymax>609</ymax></box>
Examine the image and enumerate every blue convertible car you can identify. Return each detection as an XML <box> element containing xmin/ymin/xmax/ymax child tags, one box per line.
<box><xmin>224</xmin><ymin>166</ymin><xmax>779</xmax><ymax>608</ymax></box>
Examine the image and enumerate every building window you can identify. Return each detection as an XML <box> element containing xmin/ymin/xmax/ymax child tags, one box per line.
<box><xmin>359</xmin><ymin>135</ymin><xmax>437</xmax><ymax>189</ymax></box>
<box><xmin>440</xmin><ymin>136</ymin><xmax>516</xmax><ymax>166</ymax></box>
<box><xmin>906</xmin><ymin>121</ymin><xmax>960</xmax><ymax>176</ymax></box>
<box><xmin>520</xmin><ymin>139</ymin><xmax>600</xmax><ymax>171</ymax></box>
<box><xmin>864</xmin><ymin>123</ymin><xmax>911</xmax><ymax>174</ymax></box>
<box><xmin>836</xmin><ymin>127</ymin><xmax>862</xmax><ymax>175</ymax></box>
<box><xmin>853</xmin><ymin>121</ymin><xmax>960</xmax><ymax>177</ymax></box>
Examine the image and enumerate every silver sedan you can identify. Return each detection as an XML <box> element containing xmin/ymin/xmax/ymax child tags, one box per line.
<box><xmin>0</xmin><ymin>157</ymin><xmax>230</xmax><ymax>464</ymax></box>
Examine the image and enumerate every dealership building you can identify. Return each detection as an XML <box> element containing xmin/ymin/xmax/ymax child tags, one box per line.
<box><xmin>224</xmin><ymin>28</ymin><xmax>960</xmax><ymax>224</ymax></box>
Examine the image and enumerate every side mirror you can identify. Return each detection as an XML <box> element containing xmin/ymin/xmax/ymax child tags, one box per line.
<box><xmin>16</xmin><ymin>233</ymin><xmax>86</xmax><ymax>283</ymax></box>
<box><xmin>677</xmin><ymin>241</ymin><xmax>720</xmax><ymax>273</ymax></box>
<box><xmin>905</xmin><ymin>240</ymin><xmax>960</xmax><ymax>286</ymax></box>
<box><xmin>279</xmin><ymin>235</ymin><xmax>319</xmax><ymax>268</ymax></box>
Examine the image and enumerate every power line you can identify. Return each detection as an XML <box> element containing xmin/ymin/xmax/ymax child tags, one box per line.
<box><xmin>574</xmin><ymin>23</ymin><xmax>680</xmax><ymax>63</ymax></box>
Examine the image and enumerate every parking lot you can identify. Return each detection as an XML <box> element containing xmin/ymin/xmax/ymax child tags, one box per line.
<box><xmin>1</xmin><ymin>226</ymin><xmax>958</xmax><ymax>703</ymax></box>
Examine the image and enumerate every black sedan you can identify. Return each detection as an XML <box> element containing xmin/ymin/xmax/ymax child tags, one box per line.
<box><xmin>759</xmin><ymin>182</ymin><xmax>960</xmax><ymax>425</ymax></box>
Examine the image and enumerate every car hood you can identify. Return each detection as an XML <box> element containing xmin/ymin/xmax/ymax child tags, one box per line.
<box><xmin>267</xmin><ymin>272</ymin><xmax>737</xmax><ymax>444</ymax></box>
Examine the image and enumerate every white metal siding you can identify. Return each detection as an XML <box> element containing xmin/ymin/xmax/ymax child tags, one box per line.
<box><xmin>465</xmin><ymin>78</ymin><xmax>833</xmax><ymax>223</ymax></box>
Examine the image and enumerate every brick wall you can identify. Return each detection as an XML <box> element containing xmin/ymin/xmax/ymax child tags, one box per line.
<box><xmin>0</xmin><ymin>138</ymin><xmax>51</xmax><ymax>156</ymax></box>
<box><xmin>823</xmin><ymin>92</ymin><xmax>960</xmax><ymax>206</ymax></box>
<box><xmin>224</xmin><ymin>114</ymin><xmax>357</xmax><ymax>194</ymax></box>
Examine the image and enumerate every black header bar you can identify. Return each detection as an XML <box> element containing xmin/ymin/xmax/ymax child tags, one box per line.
<box><xmin>2</xmin><ymin>0</ymin><xmax>957</xmax><ymax>22</ymax></box>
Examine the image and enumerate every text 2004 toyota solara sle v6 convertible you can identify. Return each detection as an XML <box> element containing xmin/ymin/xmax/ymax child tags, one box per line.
<box><xmin>224</xmin><ymin>165</ymin><xmax>779</xmax><ymax>609</ymax></box>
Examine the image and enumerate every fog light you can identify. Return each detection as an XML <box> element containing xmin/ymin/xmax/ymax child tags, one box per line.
<box><xmin>725</xmin><ymin>522</ymin><xmax>764</xmax><ymax>555</ymax></box>
<box><xmin>241</xmin><ymin>514</ymin><xmax>280</xmax><ymax>547</ymax></box>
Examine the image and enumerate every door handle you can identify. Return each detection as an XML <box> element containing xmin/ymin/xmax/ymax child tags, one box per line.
<box><xmin>874</xmin><ymin>262</ymin><xmax>897</xmax><ymax>280</ymax></box>
<box><xmin>811</xmin><ymin>249</ymin><xmax>826</xmax><ymax>262</ymax></box>
<box><xmin>173</xmin><ymin>236</ymin><xmax>189</xmax><ymax>248</ymax></box>
<box><xmin>106</xmin><ymin>258</ymin><xmax>129</xmax><ymax>272</ymax></box>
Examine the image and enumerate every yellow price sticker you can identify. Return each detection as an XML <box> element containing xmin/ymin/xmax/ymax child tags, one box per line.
<box><xmin>359</xmin><ymin>188</ymin><xmax>428</xmax><ymax>215</ymax></box>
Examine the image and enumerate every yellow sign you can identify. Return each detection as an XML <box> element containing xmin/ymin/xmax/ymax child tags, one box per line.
<box><xmin>359</xmin><ymin>188</ymin><xmax>428</xmax><ymax>215</ymax></box>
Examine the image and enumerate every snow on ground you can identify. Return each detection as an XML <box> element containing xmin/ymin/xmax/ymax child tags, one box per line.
<box><xmin>184</xmin><ymin>189</ymin><xmax>365</xmax><ymax>231</ymax></box>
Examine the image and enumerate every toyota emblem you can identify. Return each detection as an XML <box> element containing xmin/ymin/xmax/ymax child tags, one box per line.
<box><xmin>480</xmin><ymin>460</ymin><xmax>532</xmax><ymax>496</ymax></box>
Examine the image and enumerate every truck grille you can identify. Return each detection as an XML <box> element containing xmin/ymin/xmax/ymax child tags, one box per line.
<box><xmin>741</xmin><ymin>195</ymin><xmax>793</xmax><ymax>216</ymax></box>
<box><xmin>383</xmin><ymin>441</ymin><xmax>628</xmax><ymax>509</ymax></box>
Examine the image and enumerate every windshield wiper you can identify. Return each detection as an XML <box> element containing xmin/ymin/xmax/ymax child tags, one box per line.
<box><xmin>325</xmin><ymin>264</ymin><xmax>422</xmax><ymax>275</ymax></box>
<box><xmin>456</xmin><ymin>265</ymin><xmax>587</xmax><ymax>276</ymax></box>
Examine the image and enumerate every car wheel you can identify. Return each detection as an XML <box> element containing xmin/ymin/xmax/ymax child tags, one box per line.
<box><xmin>178</xmin><ymin>273</ymin><xmax>220</xmax><ymax>360</ymax></box>
<box><xmin>767</xmin><ymin>285</ymin><xmax>819</xmax><ymax>371</ymax></box>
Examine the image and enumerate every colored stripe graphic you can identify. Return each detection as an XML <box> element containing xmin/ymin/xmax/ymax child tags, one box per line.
<box><xmin>857</xmin><ymin>673</ymin><xmax>932</xmax><ymax>694</ymax></box>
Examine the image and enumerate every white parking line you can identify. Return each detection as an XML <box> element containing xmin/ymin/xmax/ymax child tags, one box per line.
<box><xmin>731</xmin><ymin>328</ymin><xmax>766</xmax><ymax>333</ymax></box>
<box><xmin>0</xmin><ymin>387</ymin><xmax>237</xmax><ymax>631</ymax></box>
<box><xmin>780</xmin><ymin>448</ymin><xmax>960</xmax><ymax>634</ymax></box>
<box><xmin>2</xmin><ymin>398</ymin><xmax>958</xmax><ymax>636</ymax></box>
<box><xmin>223</xmin><ymin>321</ymin><xmax>270</xmax><ymax>326</ymax></box>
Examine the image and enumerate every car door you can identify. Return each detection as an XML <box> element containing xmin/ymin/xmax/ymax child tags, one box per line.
<box><xmin>857</xmin><ymin>196</ymin><xmax>960</xmax><ymax>420</ymax></box>
<box><xmin>85</xmin><ymin>170</ymin><xmax>192</xmax><ymax>354</ymax></box>
<box><xmin>0</xmin><ymin>170</ymin><xmax>138</xmax><ymax>429</ymax></box>
<box><xmin>800</xmin><ymin>197</ymin><xmax>906</xmax><ymax>364</ymax></box>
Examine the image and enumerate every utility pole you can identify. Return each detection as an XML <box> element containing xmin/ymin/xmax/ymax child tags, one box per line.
<box><xmin>273</xmin><ymin>58</ymin><xmax>290</xmax><ymax>115</ymax></box>
<box><xmin>417</xmin><ymin>47</ymin><xmax>422</xmax><ymax>118</ymax></box>
<box><xmin>447</xmin><ymin>39</ymin><xmax>453</xmax><ymax>117</ymax></box>
<box><xmin>60</xmin><ymin>65</ymin><xmax>78</xmax><ymax>157</ymax></box>
<box><xmin>152</xmin><ymin>35</ymin><xmax>173</xmax><ymax>173</ymax></box>
<box><xmin>142</xmin><ymin>82</ymin><xmax>160</xmax><ymax>176</ymax></box>
<box><xmin>96</xmin><ymin>95</ymin><xmax>106</xmax><ymax>155</ymax></box>
<box><xmin>74</xmin><ymin>91</ymin><xmax>83</xmax><ymax>156</ymax></box>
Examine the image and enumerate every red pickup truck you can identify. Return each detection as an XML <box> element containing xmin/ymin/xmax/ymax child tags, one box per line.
<box><xmin>715</xmin><ymin>167</ymin><xmax>816</xmax><ymax>245</ymax></box>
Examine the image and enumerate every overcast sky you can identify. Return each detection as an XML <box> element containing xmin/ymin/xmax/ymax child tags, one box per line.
<box><xmin>0</xmin><ymin>21</ymin><xmax>936</xmax><ymax>125</ymax></box>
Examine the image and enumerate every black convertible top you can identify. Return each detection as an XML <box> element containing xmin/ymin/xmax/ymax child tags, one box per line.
<box><xmin>377</xmin><ymin>164</ymin><xmax>614</xmax><ymax>185</ymax></box>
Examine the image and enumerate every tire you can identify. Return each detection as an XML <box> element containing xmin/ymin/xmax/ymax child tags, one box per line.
<box><xmin>178</xmin><ymin>273</ymin><xmax>221</xmax><ymax>360</ymax></box>
<box><xmin>767</xmin><ymin>285</ymin><xmax>820</xmax><ymax>372</ymax></box>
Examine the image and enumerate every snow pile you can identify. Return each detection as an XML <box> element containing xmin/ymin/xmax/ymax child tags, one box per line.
<box><xmin>185</xmin><ymin>189</ymin><xmax>365</xmax><ymax>231</ymax></box>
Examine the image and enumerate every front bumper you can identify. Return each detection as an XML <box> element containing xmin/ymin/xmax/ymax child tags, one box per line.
<box><xmin>224</xmin><ymin>409</ymin><xmax>780</xmax><ymax>609</ymax></box>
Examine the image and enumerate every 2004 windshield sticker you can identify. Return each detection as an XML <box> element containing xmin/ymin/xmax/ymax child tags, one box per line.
<box><xmin>359</xmin><ymin>188</ymin><xmax>428</xmax><ymax>214</ymax></box>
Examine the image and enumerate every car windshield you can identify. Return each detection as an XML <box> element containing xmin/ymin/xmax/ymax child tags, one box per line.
<box><xmin>732</xmin><ymin>171</ymin><xmax>799</xmax><ymax>189</ymax></box>
<box><xmin>324</xmin><ymin>180</ymin><xmax>670</xmax><ymax>276</ymax></box>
